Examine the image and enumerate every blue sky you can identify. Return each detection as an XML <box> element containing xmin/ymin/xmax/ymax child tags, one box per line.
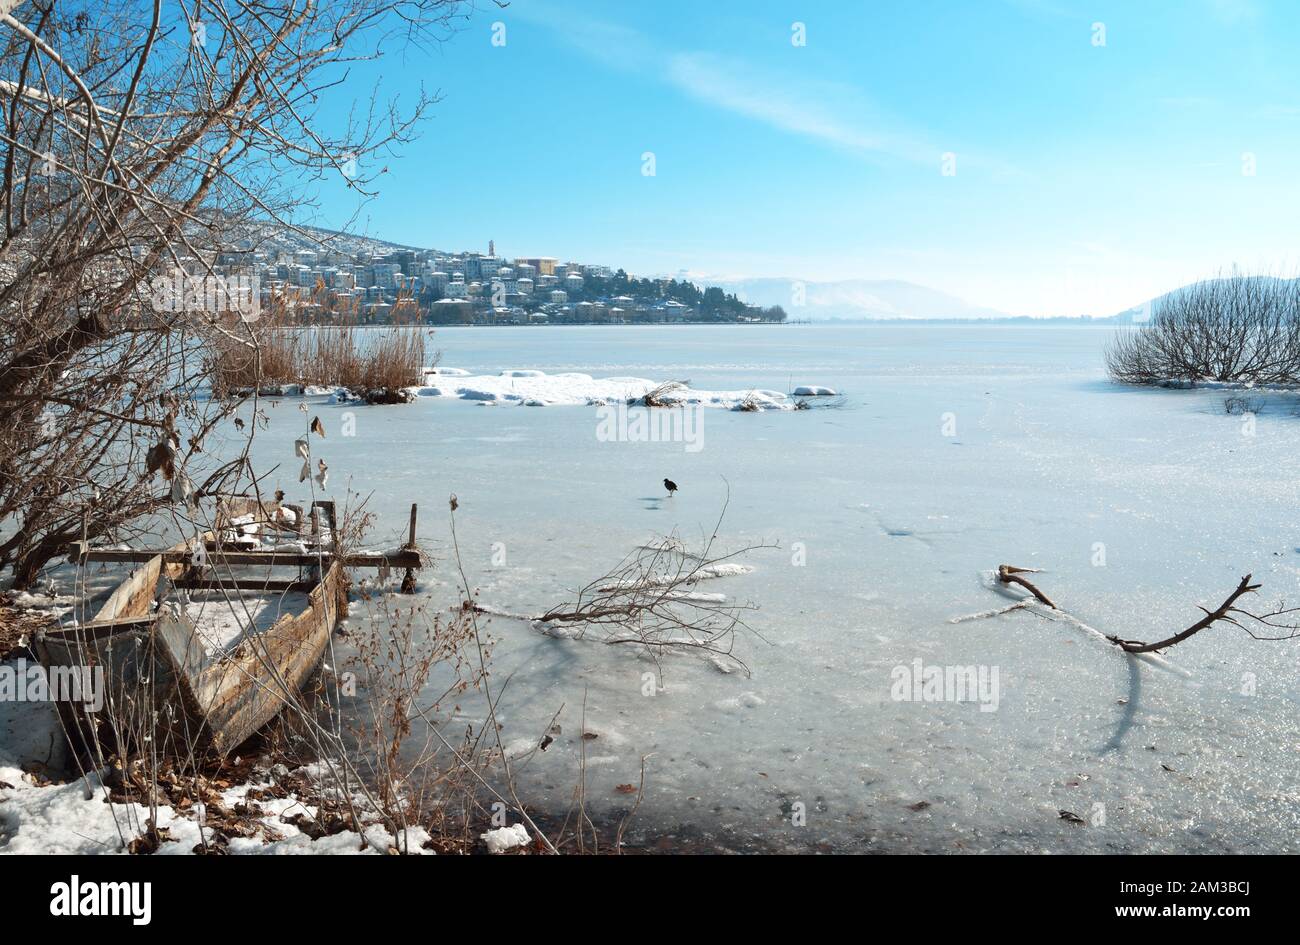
<box><xmin>312</xmin><ymin>0</ymin><xmax>1300</xmax><ymax>317</ymax></box>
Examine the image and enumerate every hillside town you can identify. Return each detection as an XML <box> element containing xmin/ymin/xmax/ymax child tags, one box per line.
<box><xmin>212</xmin><ymin>237</ymin><xmax>788</xmax><ymax>325</ymax></box>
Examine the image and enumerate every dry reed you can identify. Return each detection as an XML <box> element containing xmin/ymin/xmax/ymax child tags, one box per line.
<box><xmin>210</xmin><ymin>294</ymin><xmax>431</xmax><ymax>397</ymax></box>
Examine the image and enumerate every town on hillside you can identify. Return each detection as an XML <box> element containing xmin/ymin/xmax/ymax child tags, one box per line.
<box><xmin>210</xmin><ymin>238</ymin><xmax>788</xmax><ymax>326</ymax></box>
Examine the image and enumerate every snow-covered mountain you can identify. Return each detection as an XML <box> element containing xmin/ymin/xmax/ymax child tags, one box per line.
<box><xmin>708</xmin><ymin>277</ymin><xmax>1010</xmax><ymax>321</ymax></box>
<box><xmin>233</xmin><ymin>221</ymin><xmax>428</xmax><ymax>258</ymax></box>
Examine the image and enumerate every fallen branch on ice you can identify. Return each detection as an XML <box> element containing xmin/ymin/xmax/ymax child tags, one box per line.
<box><xmin>961</xmin><ymin>564</ymin><xmax>1300</xmax><ymax>656</ymax></box>
<box><xmin>995</xmin><ymin>564</ymin><xmax>1056</xmax><ymax>608</ymax></box>
<box><xmin>474</xmin><ymin>489</ymin><xmax>772</xmax><ymax>675</ymax></box>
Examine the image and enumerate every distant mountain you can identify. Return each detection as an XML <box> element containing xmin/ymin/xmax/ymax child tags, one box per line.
<box><xmin>708</xmin><ymin>277</ymin><xmax>1011</xmax><ymax>321</ymax></box>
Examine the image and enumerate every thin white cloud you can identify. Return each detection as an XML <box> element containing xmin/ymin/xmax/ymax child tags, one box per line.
<box><xmin>520</xmin><ymin>6</ymin><xmax>941</xmax><ymax>166</ymax></box>
<box><xmin>1201</xmin><ymin>0</ymin><xmax>1261</xmax><ymax>24</ymax></box>
<box><xmin>664</xmin><ymin>52</ymin><xmax>934</xmax><ymax>164</ymax></box>
<box><xmin>534</xmin><ymin>14</ymin><xmax>654</xmax><ymax>70</ymax></box>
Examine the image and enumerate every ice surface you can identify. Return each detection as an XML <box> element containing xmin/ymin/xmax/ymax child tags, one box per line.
<box><xmin>13</xmin><ymin>323</ymin><xmax>1298</xmax><ymax>853</ymax></box>
<box><xmin>212</xmin><ymin>323</ymin><xmax>1300</xmax><ymax>852</ymax></box>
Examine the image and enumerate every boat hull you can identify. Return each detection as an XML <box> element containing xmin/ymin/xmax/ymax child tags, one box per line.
<box><xmin>35</xmin><ymin>554</ymin><xmax>347</xmax><ymax>758</ymax></box>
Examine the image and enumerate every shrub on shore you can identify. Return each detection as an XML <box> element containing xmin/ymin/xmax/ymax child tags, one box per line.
<box><xmin>1107</xmin><ymin>272</ymin><xmax>1300</xmax><ymax>386</ymax></box>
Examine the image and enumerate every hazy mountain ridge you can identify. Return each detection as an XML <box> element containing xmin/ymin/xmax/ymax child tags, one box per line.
<box><xmin>708</xmin><ymin>277</ymin><xmax>1012</xmax><ymax>321</ymax></box>
<box><xmin>220</xmin><ymin>221</ymin><xmax>1267</xmax><ymax>327</ymax></box>
<box><xmin>1111</xmin><ymin>275</ymin><xmax>1300</xmax><ymax>325</ymax></box>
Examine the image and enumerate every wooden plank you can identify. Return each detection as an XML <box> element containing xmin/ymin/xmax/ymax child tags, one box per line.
<box><xmin>74</xmin><ymin>548</ymin><xmax>422</xmax><ymax>569</ymax></box>
<box><xmin>183</xmin><ymin>558</ymin><xmax>348</xmax><ymax>755</ymax></box>
<box><xmin>91</xmin><ymin>553</ymin><xmax>164</xmax><ymax>622</ymax></box>
<box><xmin>400</xmin><ymin>503</ymin><xmax>420</xmax><ymax>594</ymax></box>
<box><xmin>168</xmin><ymin>578</ymin><xmax>319</xmax><ymax>593</ymax></box>
<box><xmin>316</xmin><ymin>500</ymin><xmax>338</xmax><ymax>533</ymax></box>
<box><xmin>54</xmin><ymin>614</ymin><xmax>157</xmax><ymax>633</ymax></box>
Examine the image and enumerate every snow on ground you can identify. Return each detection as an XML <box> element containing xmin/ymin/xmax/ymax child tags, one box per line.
<box><xmin>412</xmin><ymin>369</ymin><xmax>801</xmax><ymax>410</ymax></box>
<box><xmin>5</xmin><ymin>589</ymin><xmax>79</xmax><ymax>620</ymax></box>
<box><xmin>0</xmin><ymin>683</ymin><xmax>432</xmax><ymax>855</ymax></box>
<box><xmin>0</xmin><ymin>760</ymin><xmax>432</xmax><ymax>855</ymax></box>
<box><xmin>479</xmin><ymin>823</ymin><xmax>530</xmax><ymax>853</ymax></box>
<box><xmin>216</xmin><ymin>363</ymin><xmax>834</xmax><ymax>412</ymax></box>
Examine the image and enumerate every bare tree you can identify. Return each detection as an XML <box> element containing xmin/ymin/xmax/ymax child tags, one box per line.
<box><xmin>0</xmin><ymin>0</ymin><xmax>472</xmax><ymax>586</ymax></box>
<box><xmin>1107</xmin><ymin>270</ymin><xmax>1300</xmax><ymax>386</ymax></box>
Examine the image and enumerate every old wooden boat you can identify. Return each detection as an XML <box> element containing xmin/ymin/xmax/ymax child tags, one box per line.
<box><xmin>35</xmin><ymin>499</ymin><xmax>422</xmax><ymax>757</ymax></box>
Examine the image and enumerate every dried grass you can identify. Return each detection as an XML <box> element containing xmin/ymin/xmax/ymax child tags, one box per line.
<box><xmin>640</xmin><ymin>380</ymin><xmax>688</xmax><ymax>407</ymax></box>
<box><xmin>210</xmin><ymin>297</ymin><xmax>430</xmax><ymax>397</ymax></box>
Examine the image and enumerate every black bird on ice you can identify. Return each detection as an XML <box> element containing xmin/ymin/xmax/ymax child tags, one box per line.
<box><xmin>663</xmin><ymin>478</ymin><xmax>678</xmax><ymax>497</ymax></box>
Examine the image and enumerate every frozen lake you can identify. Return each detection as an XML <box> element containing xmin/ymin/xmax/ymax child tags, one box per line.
<box><xmin>242</xmin><ymin>322</ymin><xmax>1300</xmax><ymax>852</ymax></box>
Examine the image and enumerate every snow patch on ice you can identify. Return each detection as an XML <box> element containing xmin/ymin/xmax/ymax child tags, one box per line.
<box><xmin>480</xmin><ymin>823</ymin><xmax>531</xmax><ymax>853</ymax></box>
<box><xmin>503</xmin><ymin>736</ymin><xmax>539</xmax><ymax>760</ymax></box>
<box><xmin>597</xmin><ymin>562</ymin><xmax>754</xmax><ymax>593</ymax></box>
<box><xmin>408</xmin><ymin>370</ymin><xmax>803</xmax><ymax>410</ymax></box>
<box><xmin>714</xmin><ymin>691</ymin><xmax>766</xmax><ymax>712</ymax></box>
<box><xmin>666</xmin><ymin>590</ymin><xmax>728</xmax><ymax>603</ymax></box>
<box><xmin>695</xmin><ymin>563</ymin><xmax>754</xmax><ymax>580</ymax></box>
